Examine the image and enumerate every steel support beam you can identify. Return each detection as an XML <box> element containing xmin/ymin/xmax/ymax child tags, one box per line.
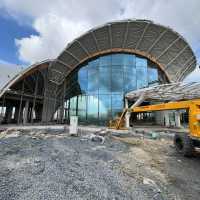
<box><xmin>135</xmin><ymin>23</ymin><xmax>150</xmax><ymax>49</ymax></box>
<box><xmin>31</xmin><ymin>72</ymin><xmax>39</xmax><ymax>123</ymax></box>
<box><xmin>147</xmin><ymin>29</ymin><xmax>168</xmax><ymax>53</ymax></box>
<box><xmin>75</xmin><ymin>40</ymin><xmax>90</xmax><ymax>56</ymax></box>
<box><xmin>165</xmin><ymin>45</ymin><xmax>188</xmax><ymax>69</ymax></box>
<box><xmin>91</xmin><ymin>31</ymin><xmax>100</xmax><ymax>51</ymax></box>
<box><xmin>64</xmin><ymin>50</ymin><xmax>80</xmax><ymax>62</ymax></box>
<box><xmin>122</xmin><ymin>21</ymin><xmax>129</xmax><ymax>48</ymax></box>
<box><xmin>108</xmin><ymin>24</ymin><xmax>112</xmax><ymax>49</ymax></box>
<box><xmin>18</xmin><ymin>79</ymin><xmax>25</xmax><ymax>124</ymax></box>
<box><xmin>156</xmin><ymin>36</ymin><xmax>181</xmax><ymax>60</ymax></box>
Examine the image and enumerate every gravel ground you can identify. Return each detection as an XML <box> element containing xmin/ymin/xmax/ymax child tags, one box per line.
<box><xmin>0</xmin><ymin>130</ymin><xmax>164</xmax><ymax>200</ymax></box>
<box><xmin>0</xmin><ymin>129</ymin><xmax>200</xmax><ymax>200</ymax></box>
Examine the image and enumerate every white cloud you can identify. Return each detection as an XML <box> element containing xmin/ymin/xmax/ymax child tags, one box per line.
<box><xmin>0</xmin><ymin>0</ymin><xmax>124</xmax><ymax>64</ymax></box>
<box><xmin>0</xmin><ymin>0</ymin><xmax>199</xmax><ymax>81</ymax></box>
<box><xmin>122</xmin><ymin>0</ymin><xmax>200</xmax><ymax>48</ymax></box>
<box><xmin>184</xmin><ymin>66</ymin><xmax>200</xmax><ymax>82</ymax></box>
<box><xmin>15</xmin><ymin>14</ymin><xmax>90</xmax><ymax>63</ymax></box>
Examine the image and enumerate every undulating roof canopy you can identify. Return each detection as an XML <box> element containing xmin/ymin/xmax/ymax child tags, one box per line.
<box><xmin>0</xmin><ymin>19</ymin><xmax>197</xmax><ymax>100</ymax></box>
<box><xmin>126</xmin><ymin>82</ymin><xmax>200</xmax><ymax>102</ymax></box>
<box><xmin>49</xmin><ymin>19</ymin><xmax>197</xmax><ymax>85</ymax></box>
<box><xmin>0</xmin><ymin>60</ymin><xmax>51</xmax><ymax>98</ymax></box>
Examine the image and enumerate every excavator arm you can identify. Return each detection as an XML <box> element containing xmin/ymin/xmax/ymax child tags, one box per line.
<box><xmin>111</xmin><ymin>98</ymin><xmax>200</xmax><ymax>156</ymax></box>
<box><xmin>112</xmin><ymin>99</ymin><xmax>200</xmax><ymax>138</ymax></box>
<box><xmin>131</xmin><ymin>99</ymin><xmax>200</xmax><ymax>139</ymax></box>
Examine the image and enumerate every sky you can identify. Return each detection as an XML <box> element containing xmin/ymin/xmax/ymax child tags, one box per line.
<box><xmin>0</xmin><ymin>0</ymin><xmax>199</xmax><ymax>82</ymax></box>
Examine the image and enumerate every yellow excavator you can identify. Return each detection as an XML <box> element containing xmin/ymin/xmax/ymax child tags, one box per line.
<box><xmin>110</xmin><ymin>99</ymin><xmax>200</xmax><ymax>156</ymax></box>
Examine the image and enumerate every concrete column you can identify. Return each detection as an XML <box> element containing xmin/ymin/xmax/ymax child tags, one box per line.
<box><xmin>42</xmin><ymin>98</ymin><xmax>55</xmax><ymax>123</ymax></box>
<box><xmin>125</xmin><ymin>98</ymin><xmax>130</xmax><ymax>128</ymax></box>
<box><xmin>35</xmin><ymin>105</ymin><xmax>42</xmax><ymax>122</ymax></box>
<box><xmin>5</xmin><ymin>106</ymin><xmax>13</xmax><ymax>124</ymax></box>
<box><xmin>164</xmin><ymin>111</ymin><xmax>170</xmax><ymax>127</ymax></box>
<box><xmin>14</xmin><ymin>106</ymin><xmax>19</xmax><ymax>123</ymax></box>
<box><xmin>175</xmin><ymin>111</ymin><xmax>181</xmax><ymax>128</ymax></box>
<box><xmin>155</xmin><ymin>111</ymin><xmax>163</xmax><ymax>125</ymax></box>
<box><xmin>23</xmin><ymin>101</ymin><xmax>29</xmax><ymax>124</ymax></box>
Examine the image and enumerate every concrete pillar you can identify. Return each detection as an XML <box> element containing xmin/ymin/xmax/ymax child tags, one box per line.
<box><xmin>35</xmin><ymin>105</ymin><xmax>42</xmax><ymax>122</ymax></box>
<box><xmin>164</xmin><ymin>111</ymin><xmax>170</xmax><ymax>127</ymax></box>
<box><xmin>5</xmin><ymin>106</ymin><xmax>13</xmax><ymax>124</ymax></box>
<box><xmin>23</xmin><ymin>101</ymin><xmax>29</xmax><ymax>124</ymax></box>
<box><xmin>125</xmin><ymin>98</ymin><xmax>130</xmax><ymax>128</ymax></box>
<box><xmin>155</xmin><ymin>111</ymin><xmax>162</xmax><ymax>125</ymax></box>
<box><xmin>175</xmin><ymin>111</ymin><xmax>181</xmax><ymax>128</ymax></box>
<box><xmin>14</xmin><ymin>106</ymin><xmax>19</xmax><ymax>123</ymax></box>
<box><xmin>42</xmin><ymin>98</ymin><xmax>55</xmax><ymax>123</ymax></box>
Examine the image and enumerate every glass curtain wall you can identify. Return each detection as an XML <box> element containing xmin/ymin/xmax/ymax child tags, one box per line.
<box><xmin>65</xmin><ymin>53</ymin><xmax>165</xmax><ymax>125</ymax></box>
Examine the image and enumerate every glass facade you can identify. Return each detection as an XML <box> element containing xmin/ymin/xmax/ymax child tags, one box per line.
<box><xmin>64</xmin><ymin>53</ymin><xmax>167</xmax><ymax>125</ymax></box>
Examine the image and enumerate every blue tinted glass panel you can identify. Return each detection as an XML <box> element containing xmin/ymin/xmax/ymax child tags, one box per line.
<box><xmin>89</xmin><ymin>58</ymin><xmax>99</xmax><ymax>66</ymax></box>
<box><xmin>111</xmin><ymin>92</ymin><xmax>123</xmax><ymax>118</ymax></box>
<box><xmin>99</xmin><ymin>55</ymin><xmax>111</xmax><ymax>66</ymax></box>
<box><xmin>112</xmin><ymin>54</ymin><xmax>124</xmax><ymax>65</ymax></box>
<box><xmin>148</xmin><ymin>67</ymin><xmax>158</xmax><ymax>83</ymax></box>
<box><xmin>79</xmin><ymin>65</ymin><xmax>87</xmax><ymax>78</ymax></box>
<box><xmin>112</xmin><ymin>94</ymin><xmax>123</xmax><ymax>109</ymax></box>
<box><xmin>136</xmin><ymin>66</ymin><xmax>148</xmax><ymax>89</ymax></box>
<box><xmin>88</xmin><ymin>65</ymin><xmax>99</xmax><ymax>93</ymax></box>
<box><xmin>124</xmin><ymin>66</ymin><xmax>136</xmax><ymax>92</ymax></box>
<box><xmin>79</xmin><ymin>78</ymin><xmax>87</xmax><ymax>93</ymax></box>
<box><xmin>99</xmin><ymin>94</ymin><xmax>111</xmax><ymax>120</ymax></box>
<box><xmin>136</xmin><ymin>57</ymin><xmax>147</xmax><ymax>67</ymax></box>
<box><xmin>136</xmin><ymin>57</ymin><xmax>147</xmax><ymax>89</ymax></box>
<box><xmin>78</xmin><ymin>95</ymin><xmax>86</xmax><ymax>121</ymax></box>
<box><xmin>87</xmin><ymin>95</ymin><xmax>98</xmax><ymax>121</ymax></box>
<box><xmin>78</xmin><ymin>67</ymin><xmax>88</xmax><ymax>93</ymax></box>
<box><xmin>111</xmin><ymin>66</ymin><xmax>123</xmax><ymax>92</ymax></box>
<box><xmin>99</xmin><ymin>66</ymin><xmax>111</xmax><ymax>93</ymax></box>
<box><xmin>123</xmin><ymin>54</ymin><xmax>135</xmax><ymax>66</ymax></box>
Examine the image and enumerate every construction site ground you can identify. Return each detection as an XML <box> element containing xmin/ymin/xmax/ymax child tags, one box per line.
<box><xmin>0</xmin><ymin>126</ymin><xmax>200</xmax><ymax>200</ymax></box>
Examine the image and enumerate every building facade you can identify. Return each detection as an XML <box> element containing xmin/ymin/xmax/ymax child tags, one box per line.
<box><xmin>0</xmin><ymin>19</ymin><xmax>197</xmax><ymax>125</ymax></box>
<box><xmin>65</xmin><ymin>53</ymin><xmax>167</xmax><ymax>125</ymax></box>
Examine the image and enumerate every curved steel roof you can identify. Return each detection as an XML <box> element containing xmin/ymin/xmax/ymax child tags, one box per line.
<box><xmin>0</xmin><ymin>60</ymin><xmax>51</xmax><ymax>98</ymax></box>
<box><xmin>49</xmin><ymin>19</ymin><xmax>196</xmax><ymax>85</ymax></box>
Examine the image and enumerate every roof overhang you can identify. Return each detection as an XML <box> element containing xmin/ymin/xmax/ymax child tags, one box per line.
<box><xmin>126</xmin><ymin>82</ymin><xmax>200</xmax><ymax>102</ymax></box>
<box><xmin>0</xmin><ymin>60</ymin><xmax>52</xmax><ymax>98</ymax></box>
<box><xmin>49</xmin><ymin>19</ymin><xmax>197</xmax><ymax>85</ymax></box>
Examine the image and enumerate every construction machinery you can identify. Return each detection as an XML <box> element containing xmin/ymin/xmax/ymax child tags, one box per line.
<box><xmin>110</xmin><ymin>98</ymin><xmax>200</xmax><ymax>156</ymax></box>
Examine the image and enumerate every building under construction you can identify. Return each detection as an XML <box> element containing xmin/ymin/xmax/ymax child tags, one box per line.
<box><xmin>0</xmin><ymin>19</ymin><xmax>197</xmax><ymax>126</ymax></box>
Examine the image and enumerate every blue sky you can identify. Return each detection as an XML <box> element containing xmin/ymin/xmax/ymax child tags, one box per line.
<box><xmin>0</xmin><ymin>0</ymin><xmax>199</xmax><ymax>81</ymax></box>
<box><xmin>0</xmin><ymin>14</ymin><xmax>37</xmax><ymax>65</ymax></box>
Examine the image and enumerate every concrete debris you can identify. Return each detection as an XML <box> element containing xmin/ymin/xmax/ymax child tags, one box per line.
<box><xmin>91</xmin><ymin>134</ymin><xmax>105</xmax><ymax>143</ymax></box>
<box><xmin>82</xmin><ymin>133</ymin><xmax>105</xmax><ymax>144</ymax></box>
<box><xmin>143</xmin><ymin>177</ymin><xmax>159</xmax><ymax>188</ymax></box>
<box><xmin>94</xmin><ymin>128</ymin><xmax>109</xmax><ymax>136</ymax></box>
<box><xmin>0</xmin><ymin>129</ymin><xmax>21</xmax><ymax>139</ymax></box>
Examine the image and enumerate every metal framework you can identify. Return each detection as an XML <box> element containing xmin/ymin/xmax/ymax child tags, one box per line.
<box><xmin>49</xmin><ymin>19</ymin><xmax>196</xmax><ymax>87</ymax></box>
<box><xmin>0</xmin><ymin>19</ymin><xmax>197</xmax><ymax>125</ymax></box>
<box><xmin>126</xmin><ymin>82</ymin><xmax>200</xmax><ymax>102</ymax></box>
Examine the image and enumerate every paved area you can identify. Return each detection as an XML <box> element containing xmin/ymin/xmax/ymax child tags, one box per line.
<box><xmin>0</xmin><ymin>129</ymin><xmax>200</xmax><ymax>200</ymax></box>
